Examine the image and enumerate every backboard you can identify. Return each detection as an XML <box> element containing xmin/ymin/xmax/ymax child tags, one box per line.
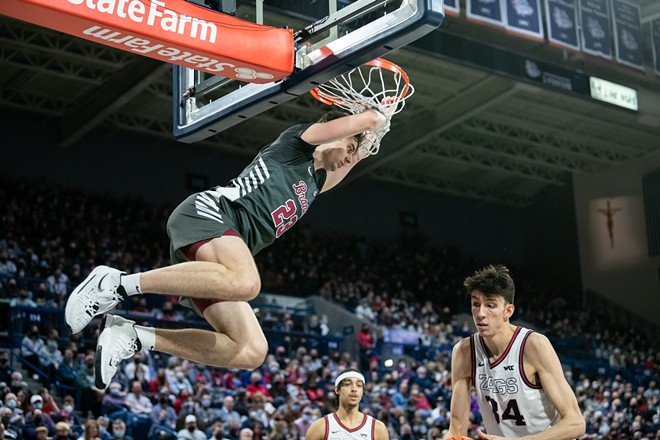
<box><xmin>173</xmin><ymin>0</ymin><xmax>444</xmax><ymax>143</ymax></box>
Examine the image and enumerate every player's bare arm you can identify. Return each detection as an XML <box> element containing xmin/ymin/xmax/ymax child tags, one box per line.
<box><xmin>374</xmin><ymin>419</ymin><xmax>390</xmax><ymax>440</ymax></box>
<box><xmin>444</xmin><ymin>337</ymin><xmax>473</xmax><ymax>440</ymax></box>
<box><xmin>305</xmin><ymin>416</ymin><xmax>327</xmax><ymax>440</ymax></box>
<box><xmin>301</xmin><ymin>109</ymin><xmax>387</xmax><ymax>145</ymax></box>
<box><xmin>477</xmin><ymin>333</ymin><xmax>585</xmax><ymax>440</ymax></box>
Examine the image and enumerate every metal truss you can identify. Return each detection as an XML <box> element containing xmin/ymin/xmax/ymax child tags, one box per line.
<box><xmin>461</xmin><ymin>117</ymin><xmax>633</xmax><ymax>165</ymax></box>
<box><xmin>434</xmin><ymin>127</ymin><xmax>598</xmax><ymax>174</ymax></box>
<box><xmin>370</xmin><ymin>166</ymin><xmax>533</xmax><ymax>207</ymax></box>
<box><xmin>0</xmin><ymin>88</ymin><xmax>70</xmax><ymax>115</ymax></box>
<box><xmin>416</xmin><ymin>133</ymin><xmax>568</xmax><ymax>185</ymax></box>
<box><xmin>0</xmin><ymin>45</ymin><xmax>110</xmax><ymax>85</ymax></box>
<box><xmin>495</xmin><ymin>92</ymin><xmax>659</xmax><ymax>154</ymax></box>
<box><xmin>0</xmin><ymin>17</ymin><xmax>133</xmax><ymax>67</ymax></box>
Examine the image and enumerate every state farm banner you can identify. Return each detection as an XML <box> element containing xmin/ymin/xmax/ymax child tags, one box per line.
<box><xmin>612</xmin><ymin>0</ymin><xmax>644</xmax><ymax>70</ymax></box>
<box><xmin>653</xmin><ymin>19</ymin><xmax>660</xmax><ymax>76</ymax></box>
<box><xmin>467</xmin><ymin>0</ymin><xmax>505</xmax><ymax>28</ymax></box>
<box><xmin>444</xmin><ymin>0</ymin><xmax>460</xmax><ymax>17</ymax></box>
<box><xmin>0</xmin><ymin>0</ymin><xmax>294</xmax><ymax>83</ymax></box>
<box><xmin>545</xmin><ymin>0</ymin><xmax>580</xmax><ymax>51</ymax></box>
<box><xmin>504</xmin><ymin>0</ymin><xmax>544</xmax><ymax>40</ymax></box>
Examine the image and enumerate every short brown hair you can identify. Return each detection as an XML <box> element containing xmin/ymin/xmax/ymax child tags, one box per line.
<box><xmin>464</xmin><ymin>264</ymin><xmax>515</xmax><ymax>304</ymax></box>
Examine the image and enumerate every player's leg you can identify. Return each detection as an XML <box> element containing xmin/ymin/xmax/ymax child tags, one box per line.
<box><xmin>139</xmin><ymin>235</ymin><xmax>267</xmax><ymax>368</ymax></box>
<box><xmin>153</xmin><ymin>301</ymin><xmax>267</xmax><ymax>370</ymax></box>
<box><xmin>65</xmin><ymin>193</ymin><xmax>258</xmax><ymax>334</ymax></box>
<box><xmin>93</xmin><ymin>235</ymin><xmax>267</xmax><ymax>388</ymax></box>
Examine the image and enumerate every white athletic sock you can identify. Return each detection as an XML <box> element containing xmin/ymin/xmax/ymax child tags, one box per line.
<box><xmin>121</xmin><ymin>273</ymin><xmax>142</xmax><ymax>296</ymax></box>
<box><xmin>135</xmin><ymin>325</ymin><xmax>156</xmax><ymax>351</ymax></box>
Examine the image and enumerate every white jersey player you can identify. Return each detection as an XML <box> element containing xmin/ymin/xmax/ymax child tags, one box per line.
<box><xmin>306</xmin><ymin>369</ymin><xmax>389</xmax><ymax>440</ymax></box>
<box><xmin>444</xmin><ymin>265</ymin><xmax>585</xmax><ymax>440</ymax></box>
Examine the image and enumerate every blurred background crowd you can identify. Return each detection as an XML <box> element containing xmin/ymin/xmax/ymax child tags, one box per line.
<box><xmin>0</xmin><ymin>178</ymin><xmax>658</xmax><ymax>440</ymax></box>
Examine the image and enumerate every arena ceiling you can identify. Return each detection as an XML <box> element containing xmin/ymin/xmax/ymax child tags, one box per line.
<box><xmin>1</xmin><ymin>1</ymin><xmax>660</xmax><ymax>208</ymax></box>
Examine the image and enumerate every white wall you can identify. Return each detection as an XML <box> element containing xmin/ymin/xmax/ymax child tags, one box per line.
<box><xmin>573</xmin><ymin>149</ymin><xmax>660</xmax><ymax>326</ymax></box>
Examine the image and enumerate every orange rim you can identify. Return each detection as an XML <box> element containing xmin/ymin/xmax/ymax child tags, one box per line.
<box><xmin>310</xmin><ymin>57</ymin><xmax>411</xmax><ymax>106</ymax></box>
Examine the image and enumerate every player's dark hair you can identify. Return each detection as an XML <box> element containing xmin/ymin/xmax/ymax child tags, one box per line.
<box><xmin>463</xmin><ymin>264</ymin><xmax>515</xmax><ymax>304</ymax></box>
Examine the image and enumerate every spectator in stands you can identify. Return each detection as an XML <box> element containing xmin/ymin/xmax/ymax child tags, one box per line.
<box><xmin>218</xmin><ymin>396</ymin><xmax>241</xmax><ymax>426</ymax></box>
<box><xmin>0</xmin><ymin>252</ymin><xmax>17</xmax><ymax>279</ymax></box>
<box><xmin>178</xmin><ymin>415</ymin><xmax>206</xmax><ymax>440</ymax></box>
<box><xmin>10</xmin><ymin>289</ymin><xmax>37</xmax><ymax>308</ymax></box>
<box><xmin>169</xmin><ymin>370</ymin><xmax>193</xmax><ymax>398</ymax></box>
<box><xmin>57</xmin><ymin>348</ymin><xmax>79</xmax><ymax>395</ymax></box>
<box><xmin>153</xmin><ymin>300</ymin><xmax>183</xmax><ymax>322</ymax></box>
<box><xmin>0</xmin><ymin>352</ymin><xmax>11</xmax><ymax>386</ymax></box>
<box><xmin>194</xmin><ymin>392</ymin><xmax>219</xmax><ymax>431</ymax></box>
<box><xmin>78</xmin><ymin>418</ymin><xmax>101</xmax><ymax>440</ymax></box>
<box><xmin>24</xmin><ymin>395</ymin><xmax>56</xmax><ymax>439</ymax></box>
<box><xmin>356</xmin><ymin>324</ymin><xmax>376</xmax><ymax>371</ymax></box>
<box><xmin>34</xmin><ymin>425</ymin><xmax>49</xmax><ymax>440</ymax></box>
<box><xmin>292</xmin><ymin>407</ymin><xmax>314</xmax><ymax>439</ymax></box>
<box><xmin>37</xmin><ymin>387</ymin><xmax>59</xmax><ymax>416</ymax></box>
<box><xmin>125</xmin><ymin>380</ymin><xmax>153</xmax><ymax>416</ymax></box>
<box><xmin>102</xmin><ymin>382</ymin><xmax>128</xmax><ymax>415</ymax></box>
<box><xmin>21</xmin><ymin>326</ymin><xmax>45</xmax><ymax>380</ymax></box>
<box><xmin>149</xmin><ymin>368</ymin><xmax>171</xmax><ymax>396</ymax></box>
<box><xmin>46</xmin><ymin>266</ymin><xmax>69</xmax><ymax>301</ymax></box>
<box><xmin>151</xmin><ymin>389</ymin><xmax>177</xmax><ymax>430</ymax></box>
<box><xmin>390</xmin><ymin>380</ymin><xmax>409</xmax><ymax>410</ymax></box>
<box><xmin>186</xmin><ymin>364</ymin><xmax>210</xmax><ymax>387</ymax></box>
<box><xmin>110</xmin><ymin>419</ymin><xmax>132</xmax><ymax>440</ymax></box>
<box><xmin>92</xmin><ymin>416</ymin><xmax>110</xmax><ymax>440</ymax></box>
<box><xmin>38</xmin><ymin>330</ymin><xmax>63</xmax><ymax>386</ymax></box>
<box><xmin>52</xmin><ymin>395</ymin><xmax>82</xmax><ymax>435</ymax></box>
<box><xmin>54</xmin><ymin>421</ymin><xmax>74</xmax><ymax>440</ymax></box>
<box><xmin>76</xmin><ymin>354</ymin><xmax>103</xmax><ymax>418</ymax></box>
<box><xmin>123</xmin><ymin>351</ymin><xmax>150</xmax><ymax>387</ymax></box>
<box><xmin>0</xmin><ymin>407</ymin><xmax>20</xmax><ymax>440</ymax></box>
<box><xmin>246</xmin><ymin>373</ymin><xmax>270</xmax><ymax>400</ymax></box>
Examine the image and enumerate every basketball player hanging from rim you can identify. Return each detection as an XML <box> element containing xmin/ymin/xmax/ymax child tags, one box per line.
<box><xmin>305</xmin><ymin>369</ymin><xmax>389</xmax><ymax>440</ymax></box>
<box><xmin>64</xmin><ymin>59</ymin><xmax>414</xmax><ymax>389</ymax></box>
<box><xmin>443</xmin><ymin>265</ymin><xmax>585</xmax><ymax>440</ymax></box>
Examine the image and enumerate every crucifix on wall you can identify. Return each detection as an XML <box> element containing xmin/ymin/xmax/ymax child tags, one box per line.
<box><xmin>597</xmin><ymin>200</ymin><xmax>622</xmax><ymax>249</ymax></box>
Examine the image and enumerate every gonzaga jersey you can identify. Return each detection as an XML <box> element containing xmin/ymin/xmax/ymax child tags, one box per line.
<box><xmin>208</xmin><ymin>123</ymin><xmax>325</xmax><ymax>255</ymax></box>
<box><xmin>324</xmin><ymin>413</ymin><xmax>375</xmax><ymax>440</ymax></box>
<box><xmin>471</xmin><ymin>327</ymin><xmax>560</xmax><ymax>437</ymax></box>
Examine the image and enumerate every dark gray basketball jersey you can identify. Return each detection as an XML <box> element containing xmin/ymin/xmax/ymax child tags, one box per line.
<box><xmin>209</xmin><ymin>123</ymin><xmax>325</xmax><ymax>255</ymax></box>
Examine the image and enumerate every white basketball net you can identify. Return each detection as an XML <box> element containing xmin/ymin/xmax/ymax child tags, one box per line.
<box><xmin>312</xmin><ymin>60</ymin><xmax>414</xmax><ymax>159</ymax></box>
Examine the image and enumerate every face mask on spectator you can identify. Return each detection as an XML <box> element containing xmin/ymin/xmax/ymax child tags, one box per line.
<box><xmin>111</xmin><ymin>389</ymin><xmax>121</xmax><ymax>397</ymax></box>
<box><xmin>188</xmin><ymin>426</ymin><xmax>196</xmax><ymax>433</ymax></box>
<box><xmin>33</xmin><ymin>402</ymin><xmax>43</xmax><ymax>410</ymax></box>
<box><xmin>6</xmin><ymin>400</ymin><xmax>16</xmax><ymax>409</ymax></box>
<box><xmin>48</xmin><ymin>342</ymin><xmax>58</xmax><ymax>351</ymax></box>
<box><xmin>202</xmin><ymin>399</ymin><xmax>211</xmax><ymax>408</ymax></box>
<box><xmin>63</xmin><ymin>404</ymin><xmax>73</xmax><ymax>414</ymax></box>
<box><xmin>114</xmin><ymin>429</ymin><xmax>125</xmax><ymax>438</ymax></box>
<box><xmin>176</xmin><ymin>372</ymin><xmax>185</xmax><ymax>380</ymax></box>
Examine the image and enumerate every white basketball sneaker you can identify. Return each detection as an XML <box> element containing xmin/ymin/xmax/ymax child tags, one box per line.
<box><xmin>95</xmin><ymin>314</ymin><xmax>141</xmax><ymax>389</ymax></box>
<box><xmin>65</xmin><ymin>265</ymin><xmax>127</xmax><ymax>334</ymax></box>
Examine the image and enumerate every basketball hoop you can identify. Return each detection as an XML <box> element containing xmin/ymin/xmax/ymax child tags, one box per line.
<box><xmin>310</xmin><ymin>58</ymin><xmax>414</xmax><ymax>158</ymax></box>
